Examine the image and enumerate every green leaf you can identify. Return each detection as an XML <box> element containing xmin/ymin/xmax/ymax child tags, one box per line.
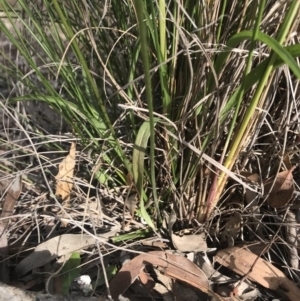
<box><xmin>92</xmin><ymin>265</ymin><xmax>117</xmax><ymax>289</ymax></box>
<box><xmin>214</xmin><ymin>31</ymin><xmax>300</xmax><ymax>79</ymax></box>
<box><xmin>55</xmin><ymin>252</ymin><xmax>81</xmax><ymax>295</ymax></box>
<box><xmin>258</xmin><ymin>31</ymin><xmax>300</xmax><ymax>78</ymax></box>
<box><xmin>214</xmin><ymin>31</ymin><xmax>300</xmax><ymax>120</ymax></box>
<box><xmin>110</xmin><ymin>228</ymin><xmax>153</xmax><ymax>243</ymax></box>
<box><xmin>133</xmin><ymin>121</ymin><xmax>156</xmax><ymax>229</ymax></box>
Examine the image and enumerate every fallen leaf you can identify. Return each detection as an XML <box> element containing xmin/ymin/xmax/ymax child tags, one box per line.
<box><xmin>283</xmin><ymin>153</ymin><xmax>292</xmax><ymax>170</ymax></box>
<box><xmin>240</xmin><ymin>171</ymin><xmax>260</xmax><ymax>206</ymax></box>
<box><xmin>0</xmin><ymin>160</ymin><xmax>17</xmax><ymax>194</ymax></box>
<box><xmin>0</xmin><ymin>175</ymin><xmax>22</xmax><ymax>283</ymax></box>
<box><xmin>129</xmin><ymin>269</ymin><xmax>160</xmax><ymax>300</ymax></box>
<box><xmin>168</xmin><ymin>208</ymin><xmax>207</xmax><ymax>252</ymax></box>
<box><xmin>154</xmin><ymin>270</ymin><xmax>173</xmax><ymax>300</ymax></box>
<box><xmin>109</xmin><ymin>251</ymin><xmax>225</xmax><ymax>301</ymax></box>
<box><xmin>215</xmin><ymin>246</ymin><xmax>300</xmax><ymax>301</ymax></box>
<box><xmin>264</xmin><ymin>167</ymin><xmax>295</xmax><ymax>208</ymax></box>
<box><xmin>14</xmin><ymin>232</ymin><xmax>115</xmax><ymax>278</ymax></box>
<box><xmin>124</xmin><ymin>193</ymin><xmax>137</xmax><ymax>219</ymax></box>
<box><xmin>171</xmin><ymin>231</ymin><xmax>208</xmax><ymax>252</ymax></box>
<box><xmin>55</xmin><ymin>142</ymin><xmax>76</xmax><ymax>202</ymax></box>
<box><xmin>1</xmin><ymin>175</ymin><xmax>22</xmax><ymax>226</ymax></box>
<box><xmin>221</xmin><ymin>212</ymin><xmax>241</xmax><ymax>246</ymax></box>
<box><xmin>0</xmin><ymin>225</ymin><xmax>8</xmax><ymax>283</ymax></box>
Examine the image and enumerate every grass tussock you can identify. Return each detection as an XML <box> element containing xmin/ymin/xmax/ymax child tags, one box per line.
<box><xmin>0</xmin><ymin>0</ymin><xmax>300</xmax><ymax>299</ymax></box>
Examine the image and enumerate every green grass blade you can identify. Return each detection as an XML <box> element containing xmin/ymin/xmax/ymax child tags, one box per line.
<box><xmin>133</xmin><ymin>121</ymin><xmax>156</xmax><ymax>229</ymax></box>
<box><xmin>110</xmin><ymin>228</ymin><xmax>153</xmax><ymax>243</ymax></box>
<box><xmin>214</xmin><ymin>31</ymin><xmax>300</xmax><ymax>84</ymax></box>
<box><xmin>133</xmin><ymin>0</ymin><xmax>160</xmax><ymax>224</ymax></box>
<box><xmin>257</xmin><ymin>32</ymin><xmax>300</xmax><ymax>78</ymax></box>
<box><xmin>215</xmin><ymin>31</ymin><xmax>300</xmax><ymax>119</ymax></box>
<box><xmin>220</xmin><ymin>43</ymin><xmax>300</xmax><ymax>122</ymax></box>
<box><xmin>57</xmin><ymin>252</ymin><xmax>81</xmax><ymax>295</ymax></box>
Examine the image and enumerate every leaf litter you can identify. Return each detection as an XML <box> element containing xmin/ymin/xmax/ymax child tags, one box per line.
<box><xmin>1</xmin><ymin>146</ymin><xmax>299</xmax><ymax>301</ymax></box>
<box><xmin>15</xmin><ymin>233</ymin><xmax>115</xmax><ymax>277</ymax></box>
<box><xmin>215</xmin><ymin>246</ymin><xmax>300</xmax><ymax>301</ymax></box>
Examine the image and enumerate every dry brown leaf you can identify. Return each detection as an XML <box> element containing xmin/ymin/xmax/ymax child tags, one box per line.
<box><xmin>215</xmin><ymin>246</ymin><xmax>300</xmax><ymax>301</ymax></box>
<box><xmin>1</xmin><ymin>175</ymin><xmax>22</xmax><ymax>226</ymax></box>
<box><xmin>0</xmin><ymin>160</ymin><xmax>17</xmax><ymax>194</ymax></box>
<box><xmin>0</xmin><ymin>175</ymin><xmax>22</xmax><ymax>283</ymax></box>
<box><xmin>283</xmin><ymin>153</ymin><xmax>293</xmax><ymax>170</ymax></box>
<box><xmin>240</xmin><ymin>171</ymin><xmax>260</xmax><ymax>206</ymax></box>
<box><xmin>285</xmin><ymin>211</ymin><xmax>298</xmax><ymax>270</ymax></box>
<box><xmin>124</xmin><ymin>193</ymin><xmax>137</xmax><ymax>218</ymax></box>
<box><xmin>109</xmin><ymin>251</ymin><xmax>225</xmax><ymax>301</ymax></box>
<box><xmin>55</xmin><ymin>142</ymin><xmax>76</xmax><ymax>202</ymax></box>
<box><xmin>168</xmin><ymin>208</ymin><xmax>207</xmax><ymax>252</ymax></box>
<box><xmin>221</xmin><ymin>212</ymin><xmax>241</xmax><ymax>246</ymax></box>
<box><xmin>171</xmin><ymin>231</ymin><xmax>208</xmax><ymax>252</ymax></box>
<box><xmin>0</xmin><ymin>225</ymin><xmax>8</xmax><ymax>283</ymax></box>
<box><xmin>264</xmin><ymin>167</ymin><xmax>295</xmax><ymax>208</ymax></box>
<box><xmin>14</xmin><ymin>232</ymin><xmax>116</xmax><ymax>277</ymax></box>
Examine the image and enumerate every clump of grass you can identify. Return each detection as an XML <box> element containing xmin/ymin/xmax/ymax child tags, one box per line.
<box><xmin>1</xmin><ymin>0</ymin><xmax>300</xmax><ymax>232</ymax></box>
<box><xmin>2</xmin><ymin>0</ymin><xmax>300</xmax><ymax>298</ymax></box>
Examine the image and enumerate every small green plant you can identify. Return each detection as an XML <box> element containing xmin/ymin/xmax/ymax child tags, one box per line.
<box><xmin>54</xmin><ymin>252</ymin><xmax>81</xmax><ymax>295</ymax></box>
